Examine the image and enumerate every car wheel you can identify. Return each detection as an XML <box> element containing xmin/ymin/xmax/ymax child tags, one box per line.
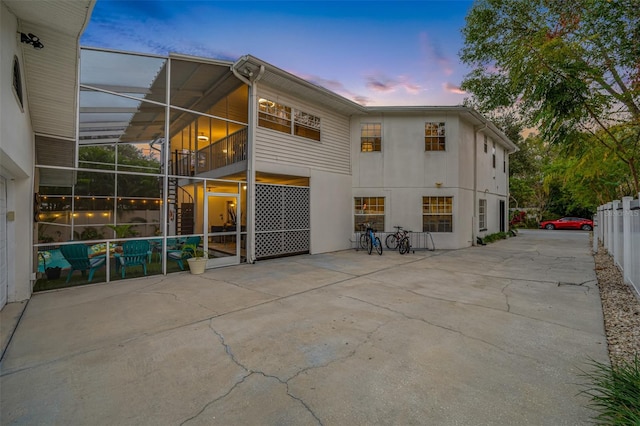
<box><xmin>581</xmin><ymin>224</ymin><xmax>592</xmax><ymax>231</ymax></box>
<box><xmin>545</xmin><ymin>224</ymin><xmax>555</xmax><ymax>230</ymax></box>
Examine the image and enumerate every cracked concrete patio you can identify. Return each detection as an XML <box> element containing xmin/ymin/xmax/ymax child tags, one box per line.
<box><xmin>0</xmin><ymin>229</ymin><xmax>608</xmax><ymax>425</ymax></box>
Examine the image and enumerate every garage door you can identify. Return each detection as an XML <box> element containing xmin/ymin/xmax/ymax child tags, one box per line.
<box><xmin>0</xmin><ymin>176</ymin><xmax>7</xmax><ymax>309</ymax></box>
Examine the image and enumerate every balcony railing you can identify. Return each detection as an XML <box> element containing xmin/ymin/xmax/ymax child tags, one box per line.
<box><xmin>170</xmin><ymin>127</ymin><xmax>247</xmax><ymax>176</ymax></box>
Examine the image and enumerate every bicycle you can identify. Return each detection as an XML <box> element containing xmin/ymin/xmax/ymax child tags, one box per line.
<box><xmin>398</xmin><ymin>231</ymin><xmax>412</xmax><ymax>254</ymax></box>
<box><xmin>360</xmin><ymin>223</ymin><xmax>382</xmax><ymax>255</ymax></box>
<box><xmin>385</xmin><ymin>225</ymin><xmax>408</xmax><ymax>250</ymax></box>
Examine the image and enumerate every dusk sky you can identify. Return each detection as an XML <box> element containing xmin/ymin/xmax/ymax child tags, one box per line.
<box><xmin>81</xmin><ymin>1</ymin><xmax>476</xmax><ymax>106</ymax></box>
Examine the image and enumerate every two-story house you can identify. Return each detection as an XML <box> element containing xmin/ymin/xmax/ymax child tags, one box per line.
<box><xmin>1</xmin><ymin>0</ymin><xmax>516</xmax><ymax>310</ymax></box>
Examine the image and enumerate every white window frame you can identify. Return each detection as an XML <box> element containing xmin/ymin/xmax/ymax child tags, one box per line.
<box><xmin>425</xmin><ymin>122</ymin><xmax>446</xmax><ymax>151</ymax></box>
<box><xmin>258</xmin><ymin>98</ymin><xmax>321</xmax><ymax>141</ymax></box>
<box><xmin>479</xmin><ymin>199</ymin><xmax>487</xmax><ymax>231</ymax></box>
<box><xmin>361</xmin><ymin>123</ymin><xmax>382</xmax><ymax>152</ymax></box>
<box><xmin>423</xmin><ymin>196</ymin><xmax>453</xmax><ymax>232</ymax></box>
<box><xmin>354</xmin><ymin>196</ymin><xmax>385</xmax><ymax>232</ymax></box>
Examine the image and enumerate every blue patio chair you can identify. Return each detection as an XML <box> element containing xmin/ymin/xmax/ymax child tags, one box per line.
<box><xmin>167</xmin><ymin>236</ymin><xmax>201</xmax><ymax>271</ymax></box>
<box><xmin>119</xmin><ymin>240</ymin><xmax>151</xmax><ymax>278</ymax></box>
<box><xmin>59</xmin><ymin>243</ymin><xmax>106</xmax><ymax>284</ymax></box>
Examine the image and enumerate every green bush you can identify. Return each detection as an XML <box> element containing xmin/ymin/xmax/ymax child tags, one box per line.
<box><xmin>483</xmin><ymin>232</ymin><xmax>509</xmax><ymax>243</ymax></box>
<box><xmin>580</xmin><ymin>356</ymin><xmax>640</xmax><ymax>425</ymax></box>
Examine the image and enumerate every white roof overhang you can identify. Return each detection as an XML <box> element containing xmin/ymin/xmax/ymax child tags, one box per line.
<box><xmin>232</xmin><ymin>55</ymin><xmax>368</xmax><ymax>116</ymax></box>
<box><xmin>4</xmin><ymin>0</ymin><xmax>95</xmax><ymax>140</ymax></box>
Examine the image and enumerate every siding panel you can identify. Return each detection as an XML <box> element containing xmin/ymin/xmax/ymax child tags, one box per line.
<box><xmin>255</xmin><ymin>88</ymin><xmax>351</xmax><ymax>175</ymax></box>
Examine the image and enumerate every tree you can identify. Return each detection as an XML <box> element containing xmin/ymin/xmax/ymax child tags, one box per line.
<box><xmin>509</xmin><ymin>134</ymin><xmax>556</xmax><ymax>221</ymax></box>
<box><xmin>460</xmin><ymin>0</ymin><xmax>640</xmax><ymax>194</ymax></box>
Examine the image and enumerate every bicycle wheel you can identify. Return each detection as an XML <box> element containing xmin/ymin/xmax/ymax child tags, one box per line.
<box><xmin>359</xmin><ymin>233</ymin><xmax>369</xmax><ymax>250</ymax></box>
<box><xmin>385</xmin><ymin>234</ymin><xmax>398</xmax><ymax>249</ymax></box>
<box><xmin>399</xmin><ymin>237</ymin><xmax>410</xmax><ymax>254</ymax></box>
<box><xmin>367</xmin><ymin>235</ymin><xmax>373</xmax><ymax>255</ymax></box>
<box><xmin>375</xmin><ymin>237</ymin><xmax>383</xmax><ymax>255</ymax></box>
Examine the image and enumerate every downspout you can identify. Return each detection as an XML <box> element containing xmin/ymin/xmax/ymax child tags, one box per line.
<box><xmin>231</xmin><ymin>62</ymin><xmax>264</xmax><ymax>264</ymax></box>
<box><xmin>473</xmin><ymin>121</ymin><xmax>488</xmax><ymax>247</ymax></box>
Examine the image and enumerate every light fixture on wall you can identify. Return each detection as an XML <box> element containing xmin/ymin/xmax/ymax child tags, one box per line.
<box><xmin>197</xmin><ymin>133</ymin><xmax>209</xmax><ymax>142</ymax></box>
<box><xmin>435</xmin><ymin>182</ymin><xmax>443</xmax><ymax>188</ymax></box>
<box><xmin>19</xmin><ymin>32</ymin><xmax>44</xmax><ymax>49</ymax></box>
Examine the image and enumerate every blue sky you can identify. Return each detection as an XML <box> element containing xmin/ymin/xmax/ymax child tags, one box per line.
<box><xmin>81</xmin><ymin>1</ymin><xmax>475</xmax><ymax>106</ymax></box>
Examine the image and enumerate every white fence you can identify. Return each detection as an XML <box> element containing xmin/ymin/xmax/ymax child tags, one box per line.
<box><xmin>595</xmin><ymin>194</ymin><xmax>640</xmax><ymax>296</ymax></box>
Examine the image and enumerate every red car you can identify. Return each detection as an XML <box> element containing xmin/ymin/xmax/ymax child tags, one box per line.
<box><xmin>539</xmin><ymin>217</ymin><xmax>593</xmax><ymax>231</ymax></box>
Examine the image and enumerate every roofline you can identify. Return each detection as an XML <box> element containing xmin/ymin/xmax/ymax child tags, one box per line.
<box><xmin>365</xmin><ymin>105</ymin><xmax>518</xmax><ymax>153</ymax></box>
<box><xmin>232</xmin><ymin>54</ymin><xmax>368</xmax><ymax>114</ymax></box>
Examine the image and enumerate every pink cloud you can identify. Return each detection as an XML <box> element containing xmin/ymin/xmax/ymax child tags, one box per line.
<box><xmin>366</xmin><ymin>73</ymin><xmax>422</xmax><ymax>95</ymax></box>
<box><xmin>443</xmin><ymin>82</ymin><xmax>466</xmax><ymax>94</ymax></box>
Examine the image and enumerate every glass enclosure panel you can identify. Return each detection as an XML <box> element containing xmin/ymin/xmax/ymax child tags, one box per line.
<box><xmin>116</xmin><ymin>142</ymin><xmax>162</xmax><ymax>174</ymax></box>
<box><xmin>169</xmin><ymin>109</ymin><xmax>248</xmax><ymax>176</ymax></box>
<box><xmin>207</xmin><ymin>195</ymin><xmax>239</xmax><ymax>259</ymax></box>
<box><xmin>81</xmin><ymin>49</ymin><xmax>167</xmax><ymax>103</ymax></box>
<box><xmin>79</xmin><ymin>145</ymin><xmax>116</xmax><ymax>170</ymax></box>
<box><xmin>166</xmin><ymin>178</ymin><xmax>205</xmax><ymax>237</ymax></box>
<box><xmin>79</xmin><ymin>89</ymin><xmax>166</xmax><ymax>167</ymax></box>
<box><xmin>34</xmin><ymin>242</ymin><xmax>108</xmax><ymax>291</ymax></box>
<box><xmin>75</xmin><ymin>170</ymin><xmax>116</xmax><ymax>198</ymax></box>
<box><xmin>169</xmin><ymin>58</ymin><xmax>247</xmax><ymax>116</ymax></box>
<box><xmin>107</xmin><ymin>238</ymin><xmax>164</xmax><ymax>280</ymax></box>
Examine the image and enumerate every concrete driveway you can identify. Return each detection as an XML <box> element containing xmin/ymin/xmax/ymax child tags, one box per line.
<box><xmin>0</xmin><ymin>230</ymin><xmax>608</xmax><ymax>425</ymax></box>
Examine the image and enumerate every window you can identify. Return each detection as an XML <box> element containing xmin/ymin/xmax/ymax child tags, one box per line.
<box><xmin>423</xmin><ymin>196</ymin><xmax>453</xmax><ymax>232</ymax></box>
<box><xmin>294</xmin><ymin>110</ymin><xmax>321</xmax><ymax>141</ymax></box>
<box><xmin>492</xmin><ymin>142</ymin><xmax>496</xmax><ymax>168</ymax></box>
<box><xmin>258</xmin><ymin>99</ymin><xmax>291</xmax><ymax>133</ymax></box>
<box><xmin>12</xmin><ymin>56</ymin><xmax>24</xmax><ymax>109</ymax></box>
<box><xmin>503</xmin><ymin>149</ymin><xmax>506</xmax><ymax>173</ymax></box>
<box><xmin>425</xmin><ymin>122</ymin><xmax>445</xmax><ymax>151</ymax></box>
<box><xmin>479</xmin><ymin>199</ymin><xmax>487</xmax><ymax>230</ymax></box>
<box><xmin>354</xmin><ymin>197</ymin><xmax>385</xmax><ymax>232</ymax></box>
<box><xmin>258</xmin><ymin>98</ymin><xmax>321</xmax><ymax>141</ymax></box>
<box><xmin>361</xmin><ymin>123</ymin><xmax>381</xmax><ymax>152</ymax></box>
<box><xmin>483</xmin><ymin>135</ymin><xmax>488</xmax><ymax>153</ymax></box>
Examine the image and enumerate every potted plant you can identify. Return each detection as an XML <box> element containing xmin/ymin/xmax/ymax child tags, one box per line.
<box><xmin>182</xmin><ymin>244</ymin><xmax>208</xmax><ymax>274</ymax></box>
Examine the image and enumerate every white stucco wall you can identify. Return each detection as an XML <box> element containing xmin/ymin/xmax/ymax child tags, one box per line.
<box><xmin>351</xmin><ymin>110</ymin><xmax>511</xmax><ymax>250</ymax></box>
<box><xmin>1</xmin><ymin>3</ymin><xmax>35</xmax><ymax>304</ymax></box>
<box><xmin>309</xmin><ymin>170</ymin><xmax>352</xmax><ymax>254</ymax></box>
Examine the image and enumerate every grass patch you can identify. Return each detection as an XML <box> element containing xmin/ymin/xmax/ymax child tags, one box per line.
<box><xmin>580</xmin><ymin>356</ymin><xmax>640</xmax><ymax>425</ymax></box>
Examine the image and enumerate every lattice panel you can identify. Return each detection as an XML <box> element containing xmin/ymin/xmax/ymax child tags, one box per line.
<box><xmin>256</xmin><ymin>184</ymin><xmax>283</xmax><ymax>232</ymax></box>
<box><xmin>255</xmin><ymin>184</ymin><xmax>310</xmax><ymax>259</ymax></box>
<box><xmin>256</xmin><ymin>230</ymin><xmax>310</xmax><ymax>259</ymax></box>
<box><xmin>283</xmin><ymin>186</ymin><xmax>310</xmax><ymax>229</ymax></box>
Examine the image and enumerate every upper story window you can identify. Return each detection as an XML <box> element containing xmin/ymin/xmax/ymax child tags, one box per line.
<box><xmin>492</xmin><ymin>142</ymin><xmax>496</xmax><ymax>168</ymax></box>
<box><xmin>258</xmin><ymin>98</ymin><xmax>321</xmax><ymax>141</ymax></box>
<box><xmin>503</xmin><ymin>149</ymin><xmax>506</xmax><ymax>173</ymax></box>
<box><xmin>258</xmin><ymin>99</ymin><xmax>291</xmax><ymax>133</ymax></box>
<box><xmin>361</xmin><ymin>123</ymin><xmax>381</xmax><ymax>152</ymax></box>
<box><xmin>425</xmin><ymin>122</ymin><xmax>445</xmax><ymax>151</ymax></box>
<box><xmin>293</xmin><ymin>110</ymin><xmax>321</xmax><ymax>141</ymax></box>
<box><xmin>483</xmin><ymin>135</ymin><xmax>488</xmax><ymax>153</ymax></box>
<box><xmin>12</xmin><ymin>56</ymin><xmax>24</xmax><ymax>109</ymax></box>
